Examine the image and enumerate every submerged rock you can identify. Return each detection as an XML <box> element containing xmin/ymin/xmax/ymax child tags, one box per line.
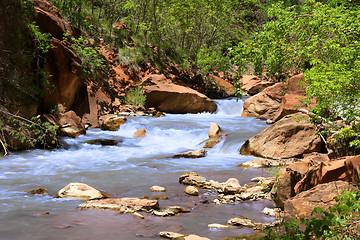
<box><xmin>151</xmin><ymin>206</ymin><xmax>189</xmax><ymax>217</ymax></box>
<box><xmin>83</xmin><ymin>139</ymin><xmax>119</xmax><ymax>146</ymax></box>
<box><xmin>173</xmin><ymin>149</ymin><xmax>207</xmax><ymax>158</ymax></box>
<box><xmin>27</xmin><ymin>187</ymin><xmax>48</xmax><ymax>195</ymax></box>
<box><xmin>55</xmin><ymin>183</ymin><xmax>108</xmax><ymax>200</ymax></box>
<box><xmin>133</xmin><ymin>128</ymin><xmax>146</xmax><ymax>137</ymax></box>
<box><xmin>159</xmin><ymin>231</ymin><xmax>185</xmax><ymax>239</ymax></box>
<box><xmin>208</xmin><ymin>223</ymin><xmax>231</xmax><ymax>229</ymax></box>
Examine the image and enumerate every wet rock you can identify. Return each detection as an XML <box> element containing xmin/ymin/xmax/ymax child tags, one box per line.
<box><xmin>152</xmin><ymin>195</ymin><xmax>168</xmax><ymax>200</ymax></box>
<box><xmin>179</xmin><ymin>172</ymin><xmax>207</xmax><ymax>187</ymax></box>
<box><xmin>99</xmin><ymin>115</ymin><xmax>127</xmax><ymax>131</ymax></box>
<box><xmin>208</xmin><ymin>223</ymin><xmax>231</xmax><ymax>229</ymax></box>
<box><xmin>27</xmin><ymin>187</ymin><xmax>48</xmax><ymax>195</ymax></box>
<box><xmin>151</xmin><ymin>206</ymin><xmax>189</xmax><ymax>217</ymax></box>
<box><xmin>203</xmin><ymin>136</ymin><xmax>221</xmax><ymax>148</ymax></box>
<box><xmin>284</xmin><ymin>181</ymin><xmax>357</xmax><ymax>218</ymax></box>
<box><xmin>159</xmin><ymin>231</ymin><xmax>185</xmax><ymax>239</ymax></box>
<box><xmin>142</xmin><ymin>74</ymin><xmax>217</xmax><ymax>114</ymax></box>
<box><xmin>222</xmin><ymin>178</ymin><xmax>241</xmax><ymax>194</ymax></box>
<box><xmin>173</xmin><ymin>149</ymin><xmax>207</xmax><ymax>158</ymax></box>
<box><xmin>239</xmin><ymin>158</ymin><xmax>299</xmax><ymax>168</ymax></box>
<box><xmin>208</xmin><ymin>123</ymin><xmax>221</xmax><ymax>138</ymax></box>
<box><xmin>207</xmin><ymin>180</ymin><xmax>222</xmax><ymax>190</ymax></box>
<box><xmin>133</xmin><ymin>128</ymin><xmax>146</xmax><ymax>138</ymax></box>
<box><xmin>80</xmin><ymin>197</ymin><xmax>159</xmax><ymax>212</ymax></box>
<box><xmin>55</xmin><ymin>183</ymin><xmax>107</xmax><ymax>200</ymax></box>
<box><xmin>262</xmin><ymin>207</ymin><xmax>282</xmax><ymax>218</ymax></box>
<box><xmin>239</xmin><ymin>113</ymin><xmax>323</xmax><ymax>159</ymax></box>
<box><xmin>228</xmin><ymin>217</ymin><xmax>257</xmax><ymax>228</ymax></box>
<box><xmin>185</xmin><ymin>186</ymin><xmax>199</xmax><ymax>196</ymax></box>
<box><xmin>41</xmin><ymin>111</ymin><xmax>86</xmax><ymax>138</ymax></box>
<box><xmin>150</xmin><ymin>186</ymin><xmax>166</xmax><ymax>192</ymax></box>
<box><xmin>83</xmin><ymin>139</ymin><xmax>119</xmax><ymax>146</ymax></box>
<box><xmin>184</xmin><ymin>235</ymin><xmax>211</xmax><ymax>240</ymax></box>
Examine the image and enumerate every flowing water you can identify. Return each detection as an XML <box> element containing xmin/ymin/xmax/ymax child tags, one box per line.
<box><xmin>0</xmin><ymin>98</ymin><xmax>275</xmax><ymax>240</ymax></box>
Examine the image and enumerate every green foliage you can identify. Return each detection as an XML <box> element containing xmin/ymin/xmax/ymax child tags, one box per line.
<box><xmin>264</xmin><ymin>189</ymin><xmax>360</xmax><ymax>240</ymax></box>
<box><xmin>28</xmin><ymin>22</ymin><xmax>52</xmax><ymax>54</ymax></box>
<box><xmin>124</xmin><ymin>86</ymin><xmax>146</xmax><ymax>107</ymax></box>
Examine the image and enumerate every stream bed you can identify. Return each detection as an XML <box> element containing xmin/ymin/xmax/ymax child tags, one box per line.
<box><xmin>0</xmin><ymin>98</ymin><xmax>275</xmax><ymax>240</ymax></box>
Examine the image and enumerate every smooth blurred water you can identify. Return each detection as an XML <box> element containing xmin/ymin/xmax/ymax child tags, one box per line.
<box><xmin>0</xmin><ymin>98</ymin><xmax>274</xmax><ymax>240</ymax></box>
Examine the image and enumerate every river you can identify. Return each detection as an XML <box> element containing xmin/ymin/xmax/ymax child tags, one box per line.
<box><xmin>0</xmin><ymin>98</ymin><xmax>275</xmax><ymax>240</ymax></box>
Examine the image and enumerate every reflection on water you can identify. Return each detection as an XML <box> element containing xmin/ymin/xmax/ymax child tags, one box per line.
<box><xmin>0</xmin><ymin>98</ymin><xmax>274</xmax><ymax>240</ymax></box>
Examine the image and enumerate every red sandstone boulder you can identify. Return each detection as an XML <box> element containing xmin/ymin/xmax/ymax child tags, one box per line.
<box><xmin>242</xmin><ymin>74</ymin><xmax>313</xmax><ymax>121</ymax></box>
<box><xmin>239</xmin><ymin>113</ymin><xmax>324</xmax><ymax>159</ymax></box>
<box><xmin>273</xmin><ymin>158</ymin><xmax>316</xmax><ymax>208</ymax></box>
<box><xmin>41</xmin><ymin>110</ymin><xmax>86</xmax><ymax>137</ymax></box>
<box><xmin>208</xmin><ymin>74</ymin><xmax>234</xmax><ymax>97</ymax></box>
<box><xmin>284</xmin><ymin>181</ymin><xmax>357</xmax><ymax>218</ymax></box>
<box><xmin>240</xmin><ymin>75</ymin><xmax>275</xmax><ymax>96</ymax></box>
<box><xmin>294</xmin><ymin>155</ymin><xmax>360</xmax><ymax>194</ymax></box>
<box><xmin>142</xmin><ymin>74</ymin><xmax>217</xmax><ymax>114</ymax></box>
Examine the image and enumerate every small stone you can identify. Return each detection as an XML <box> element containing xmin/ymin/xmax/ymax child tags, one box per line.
<box><xmin>133</xmin><ymin>211</ymin><xmax>145</xmax><ymax>219</ymax></box>
<box><xmin>99</xmin><ymin>115</ymin><xmax>127</xmax><ymax>131</ymax></box>
<box><xmin>262</xmin><ymin>207</ymin><xmax>281</xmax><ymax>218</ymax></box>
<box><xmin>208</xmin><ymin>123</ymin><xmax>221</xmax><ymax>138</ymax></box>
<box><xmin>150</xmin><ymin>185</ymin><xmax>166</xmax><ymax>192</ymax></box>
<box><xmin>159</xmin><ymin>231</ymin><xmax>185</xmax><ymax>239</ymax></box>
<box><xmin>208</xmin><ymin>223</ymin><xmax>230</xmax><ymax>229</ymax></box>
<box><xmin>152</xmin><ymin>206</ymin><xmax>189</xmax><ymax>217</ymax></box>
<box><xmin>179</xmin><ymin>172</ymin><xmax>207</xmax><ymax>186</ymax></box>
<box><xmin>185</xmin><ymin>186</ymin><xmax>199</xmax><ymax>196</ymax></box>
<box><xmin>173</xmin><ymin>149</ymin><xmax>207</xmax><ymax>158</ymax></box>
<box><xmin>27</xmin><ymin>187</ymin><xmax>48</xmax><ymax>195</ymax></box>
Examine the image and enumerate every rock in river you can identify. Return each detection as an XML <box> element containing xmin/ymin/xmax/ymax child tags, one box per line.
<box><xmin>173</xmin><ymin>149</ymin><xmax>207</xmax><ymax>158</ymax></box>
<box><xmin>80</xmin><ymin>197</ymin><xmax>159</xmax><ymax>212</ymax></box>
<box><xmin>99</xmin><ymin>114</ymin><xmax>127</xmax><ymax>131</ymax></box>
<box><xmin>55</xmin><ymin>183</ymin><xmax>108</xmax><ymax>200</ymax></box>
<box><xmin>185</xmin><ymin>186</ymin><xmax>199</xmax><ymax>196</ymax></box>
